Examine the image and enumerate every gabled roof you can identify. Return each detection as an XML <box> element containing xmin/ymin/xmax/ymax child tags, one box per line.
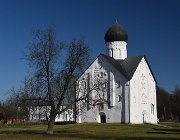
<box><xmin>78</xmin><ymin>54</ymin><xmax>156</xmax><ymax>83</ymax></box>
<box><xmin>101</xmin><ymin>54</ymin><xmax>156</xmax><ymax>83</ymax></box>
<box><xmin>101</xmin><ymin>54</ymin><xmax>143</xmax><ymax>80</ymax></box>
<box><xmin>101</xmin><ymin>54</ymin><xmax>129</xmax><ymax>78</ymax></box>
<box><xmin>121</xmin><ymin>55</ymin><xmax>144</xmax><ymax>79</ymax></box>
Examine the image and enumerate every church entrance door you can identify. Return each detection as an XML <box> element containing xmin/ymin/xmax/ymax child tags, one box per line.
<box><xmin>100</xmin><ymin>112</ymin><xmax>106</xmax><ymax>123</ymax></box>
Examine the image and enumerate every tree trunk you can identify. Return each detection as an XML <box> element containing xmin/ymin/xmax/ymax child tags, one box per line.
<box><xmin>46</xmin><ymin>115</ymin><xmax>56</xmax><ymax>135</ymax></box>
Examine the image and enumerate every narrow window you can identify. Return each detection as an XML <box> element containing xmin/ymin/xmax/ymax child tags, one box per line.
<box><xmin>100</xmin><ymin>72</ymin><xmax>103</xmax><ymax>78</ymax></box>
<box><xmin>109</xmin><ymin>49</ymin><xmax>112</xmax><ymax>57</ymax></box>
<box><xmin>99</xmin><ymin>104</ymin><xmax>104</xmax><ymax>111</ymax></box>
<box><xmin>102</xmin><ymin>83</ymin><xmax>106</xmax><ymax>88</ymax></box>
<box><xmin>111</xmin><ymin>49</ymin><xmax>114</xmax><ymax>58</ymax></box>
<box><xmin>116</xmin><ymin>80</ymin><xmax>120</xmax><ymax>88</ymax></box>
<box><xmin>118</xmin><ymin>95</ymin><xmax>121</xmax><ymax>102</ymax></box>
<box><xmin>151</xmin><ymin>104</ymin><xmax>154</xmax><ymax>115</ymax></box>
<box><xmin>119</xmin><ymin>49</ymin><xmax>121</xmax><ymax>58</ymax></box>
<box><xmin>84</xmin><ymin>97</ymin><xmax>87</xmax><ymax>103</ymax></box>
<box><xmin>99</xmin><ymin>60</ymin><xmax>102</xmax><ymax>69</ymax></box>
<box><xmin>82</xmin><ymin>81</ymin><xmax>86</xmax><ymax>89</ymax></box>
<box><xmin>66</xmin><ymin>114</ymin><xmax>68</xmax><ymax>121</ymax></box>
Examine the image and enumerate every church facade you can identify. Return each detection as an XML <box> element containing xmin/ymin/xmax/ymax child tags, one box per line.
<box><xmin>77</xmin><ymin>20</ymin><xmax>157</xmax><ymax>124</ymax></box>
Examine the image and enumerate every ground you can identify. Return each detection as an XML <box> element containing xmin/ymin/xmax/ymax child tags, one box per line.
<box><xmin>0</xmin><ymin>123</ymin><xmax>179</xmax><ymax>140</ymax></box>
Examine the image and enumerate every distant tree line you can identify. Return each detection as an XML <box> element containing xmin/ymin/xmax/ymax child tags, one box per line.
<box><xmin>0</xmin><ymin>88</ymin><xmax>35</xmax><ymax>124</ymax></box>
<box><xmin>157</xmin><ymin>86</ymin><xmax>180</xmax><ymax>122</ymax></box>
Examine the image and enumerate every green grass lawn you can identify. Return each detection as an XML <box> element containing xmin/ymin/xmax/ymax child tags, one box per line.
<box><xmin>0</xmin><ymin>123</ymin><xmax>179</xmax><ymax>140</ymax></box>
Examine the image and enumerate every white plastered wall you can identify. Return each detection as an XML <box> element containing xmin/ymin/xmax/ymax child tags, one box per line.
<box><xmin>129</xmin><ymin>57</ymin><xmax>157</xmax><ymax>124</ymax></box>
<box><xmin>106</xmin><ymin>41</ymin><xmax>127</xmax><ymax>60</ymax></box>
<box><xmin>77</xmin><ymin>55</ymin><xmax>129</xmax><ymax>123</ymax></box>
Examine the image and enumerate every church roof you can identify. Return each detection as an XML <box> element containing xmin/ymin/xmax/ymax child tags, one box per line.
<box><xmin>78</xmin><ymin>54</ymin><xmax>156</xmax><ymax>83</ymax></box>
<box><xmin>104</xmin><ymin>20</ymin><xmax>128</xmax><ymax>43</ymax></box>
<box><xmin>101</xmin><ymin>54</ymin><xmax>143</xmax><ymax>80</ymax></box>
<box><xmin>122</xmin><ymin>55</ymin><xmax>144</xmax><ymax>79</ymax></box>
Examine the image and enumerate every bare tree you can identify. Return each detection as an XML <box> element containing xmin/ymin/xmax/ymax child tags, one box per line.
<box><xmin>24</xmin><ymin>27</ymin><xmax>90</xmax><ymax>134</ymax></box>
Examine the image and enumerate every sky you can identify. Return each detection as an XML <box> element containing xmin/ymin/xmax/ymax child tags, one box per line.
<box><xmin>0</xmin><ymin>0</ymin><xmax>180</xmax><ymax>99</ymax></box>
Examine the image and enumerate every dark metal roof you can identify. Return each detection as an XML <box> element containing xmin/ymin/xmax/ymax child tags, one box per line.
<box><xmin>78</xmin><ymin>54</ymin><xmax>156</xmax><ymax>83</ymax></box>
<box><xmin>101</xmin><ymin>54</ymin><xmax>143</xmax><ymax>80</ymax></box>
<box><xmin>101</xmin><ymin>54</ymin><xmax>129</xmax><ymax>78</ymax></box>
<box><xmin>121</xmin><ymin>55</ymin><xmax>144</xmax><ymax>79</ymax></box>
<box><xmin>104</xmin><ymin>20</ymin><xmax>128</xmax><ymax>43</ymax></box>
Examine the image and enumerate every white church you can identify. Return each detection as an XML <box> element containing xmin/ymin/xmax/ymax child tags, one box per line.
<box><xmin>77</xmin><ymin>20</ymin><xmax>157</xmax><ymax>124</ymax></box>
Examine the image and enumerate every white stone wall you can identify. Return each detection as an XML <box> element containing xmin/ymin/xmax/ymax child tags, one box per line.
<box><xmin>77</xmin><ymin>55</ymin><xmax>129</xmax><ymax>123</ymax></box>
<box><xmin>129</xmin><ymin>57</ymin><xmax>157</xmax><ymax>124</ymax></box>
<box><xmin>105</xmin><ymin>41</ymin><xmax>127</xmax><ymax>60</ymax></box>
<box><xmin>29</xmin><ymin>106</ymin><xmax>50</xmax><ymax>121</ymax></box>
<box><xmin>29</xmin><ymin>106</ymin><xmax>74</xmax><ymax>122</ymax></box>
<box><xmin>55</xmin><ymin>109</ymin><xmax>74</xmax><ymax>122</ymax></box>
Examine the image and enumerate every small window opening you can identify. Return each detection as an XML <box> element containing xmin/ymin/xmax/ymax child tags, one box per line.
<box><xmin>111</xmin><ymin>49</ymin><xmax>114</xmax><ymax>58</ymax></box>
<box><xmin>102</xmin><ymin>83</ymin><xmax>106</xmax><ymax>88</ymax></box>
<box><xmin>84</xmin><ymin>97</ymin><xmax>87</xmax><ymax>103</ymax></box>
<box><xmin>116</xmin><ymin>80</ymin><xmax>120</xmax><ymax>88</ymax></box>
<box><xmin>118</xmin><ymin>95</ymin><xmax>122</xmax><ymax>102</ymax></box>
<box><xmin>151</xmin><ymin>104</ymin><xmax>154</xmax><ymax>115</ymax></box>
<box><xmin>99</xmin><ymin>104</ymin><xmax>104</xmax><ymax>111</ymax></box>
<box><xmin>100</xmin><ymin>72</ymin><xmax>103</xmax><ymax>78</ymax></box>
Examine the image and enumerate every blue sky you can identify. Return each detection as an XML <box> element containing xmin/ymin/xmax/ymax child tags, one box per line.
<box><xmin>0</xmin><ymin>0</ymin><xmax>180</xmax><ymax>99</ymax></box>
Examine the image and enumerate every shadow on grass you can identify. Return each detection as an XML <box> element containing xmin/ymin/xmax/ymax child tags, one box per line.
<box><xmin>147</xmin><ymin>128</ymin><xmax>180</xmax><ymax>135</ymax></box>
<box><xmin>0</xmin><ymin>129</ymin><xmax>179</xmax><ymax>140</ymax></box>
<box><xmin>54</xmin><ymin>129</ymin><xmax>180</xmax><ymax>140</ymax></box>
<box><xmin>0</xmin><ymin>130</ymin><xmax>46</xmax><ymax>135</ymax></box>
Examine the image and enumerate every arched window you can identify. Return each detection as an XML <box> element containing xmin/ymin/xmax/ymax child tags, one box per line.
<box><xmin>84</xmin><ymin>97</ymin><xmax>87</xmax><ymax>103</ymax></box>
<box><xmin>98</xmin><ymin>103</ymin><xmax>104</xmax><ymax>111</ymax></box>
<box><xmin>111</xmin><ymin>49</ymin><xmax>113</xmax><ymax>57</ymax></box>
<box><xmin>100</xmin><ymin>72</ymin><xmax>103</xmax><ymax>78</ymax></box>
<box><xmin>116</xmin><ymin>80</ymin><xmax>120</xmax><ymax>88</ymax></box>
<box><xmin>119</xmin><ymin>49</ymin><xmax>121</xmax><ymax>58</ymax></box>
<box><xmin>81</xmin><ymin>81</ymin><xmax>86</xmax><ymax>89</ymax></box>
<box><xmin>109</xmin><ymin>48</ymin><xmax>113</xmax><ymax>57</ymax></box>
<box><xmin>102</xmin><ymin>83</ymin><xmax>106</xmax><ymax>88</ymax></box>
<box><xmin>118</xmin><ymin>95</ymin><xmax>122</xmax><ymax>102</ymax></box>
<box><xmin>99</xmin><ymin>60</ymin><xmax>102</xmax><ymax>69</ymax></box>
<box><xmin>109</xmin><ymin>49</ymin><xmax>112</xmax><ymax>57</ymax></box>
<box><xmin>151</xmin><ymin>104</ymin><xmax>154</xmax><ymax>115</ymax></box>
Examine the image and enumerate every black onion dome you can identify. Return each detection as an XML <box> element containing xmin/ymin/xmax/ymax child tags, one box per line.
<box><xmin>104</xmin><ymin>20</ymin><xmax>128</xmax><ymax>43</ymax></box>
